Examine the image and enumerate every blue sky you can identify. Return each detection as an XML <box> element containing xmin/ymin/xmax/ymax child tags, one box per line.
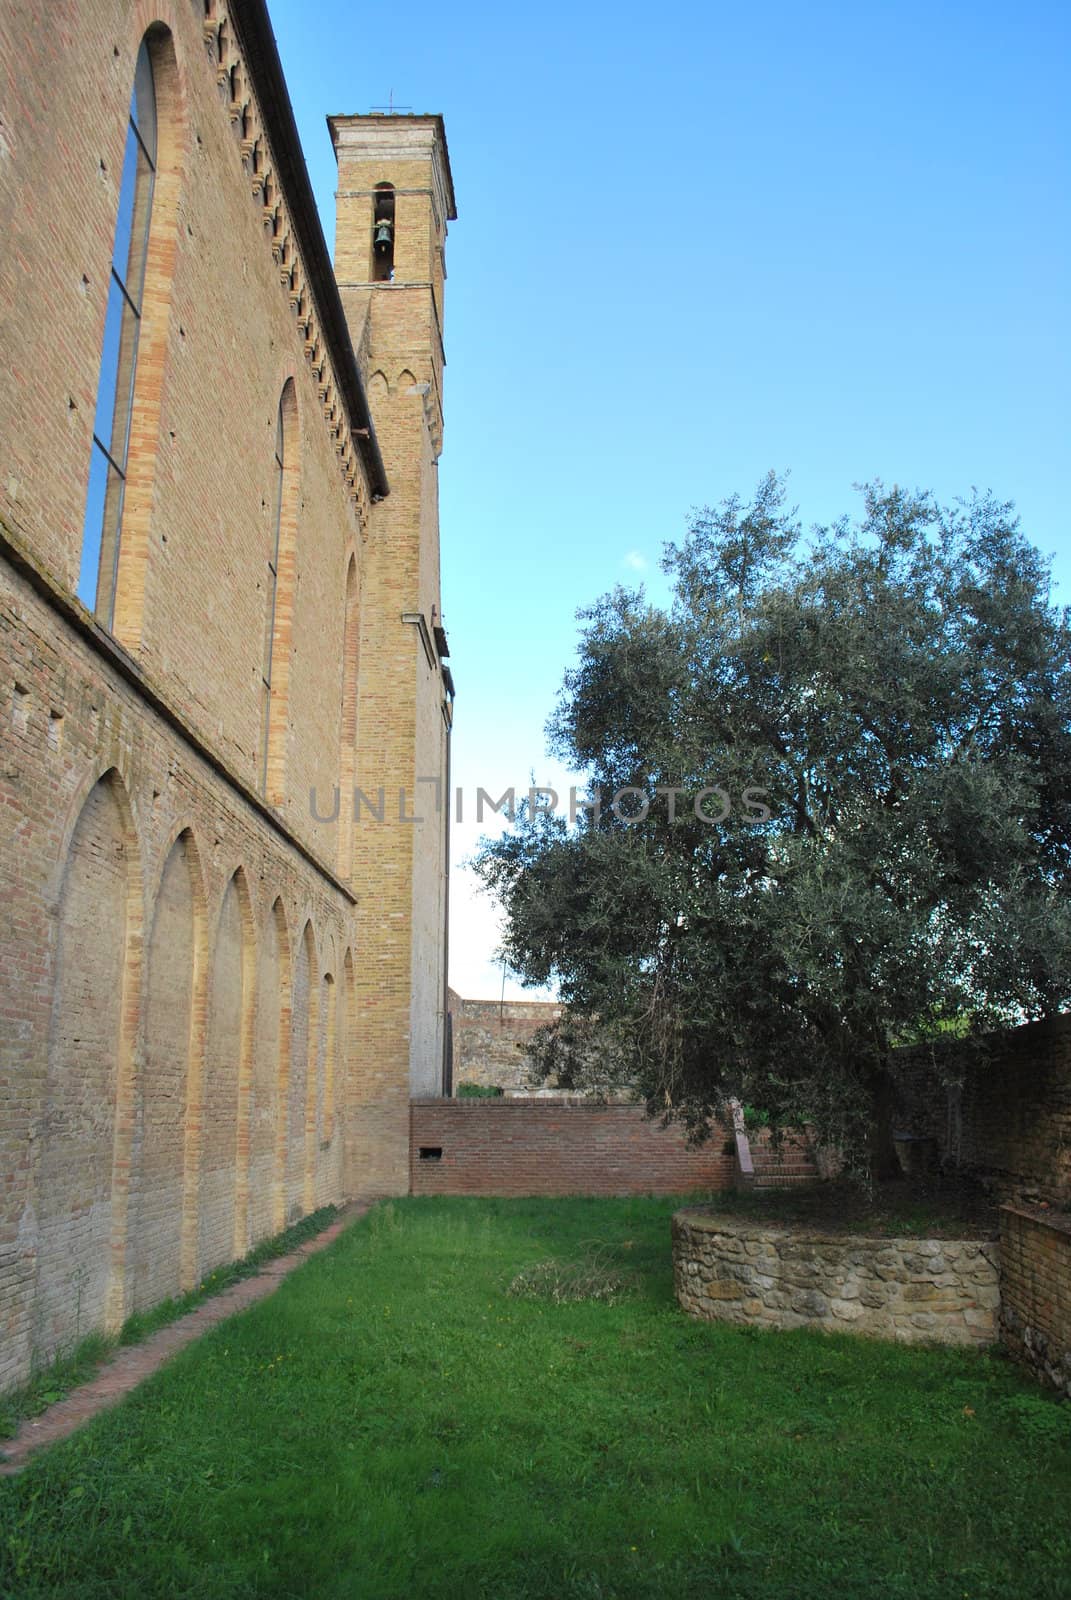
<box><xmin>272</xmin><ymin>0</ymin><xmax>1070</xmax><ymax>999</ymax></box>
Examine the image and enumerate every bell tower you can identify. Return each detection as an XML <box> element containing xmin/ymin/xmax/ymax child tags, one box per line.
<box><xmin>329</xmin><ymin>114</ymin><xmax>457</xmax><ymax>1190</ymax></box>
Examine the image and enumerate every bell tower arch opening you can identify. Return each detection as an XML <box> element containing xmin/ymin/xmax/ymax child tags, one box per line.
<box><xmin>328</xmin><ymin>112</ymin><xmax>457</xmax><ymax>1130</ymax></box>
<box><xmin>372</xmin><ymin>182</ymin><xmax>395</xmax><ymax>281</ymax></box>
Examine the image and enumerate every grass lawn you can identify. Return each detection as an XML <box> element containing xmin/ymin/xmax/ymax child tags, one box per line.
<box><xmin>0</xmin><ymin>1207</ymin><xmax>339</xmax><ymax>1441</ymax></box>
<box><xmin>1</xmin><ymin>1196</ymin><xmax>1069</xmax><ymax>1599</ymax></box>
<box><xmin>694</xmin><ymin>1177</ymin><xmax>1003</xmax><ymax>1238</ymax></box>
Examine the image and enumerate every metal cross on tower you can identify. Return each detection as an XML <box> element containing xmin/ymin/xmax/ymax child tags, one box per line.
<box><xmin>370</xmin><ymin>90</ymin><xmax>413</xmax><ymax>115</ymax></box>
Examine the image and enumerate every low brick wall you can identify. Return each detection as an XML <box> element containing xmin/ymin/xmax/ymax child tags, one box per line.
<box><xmin>672</xmin><ymin>1210</ymin><xmax>1000</xmax><ymax>1347</ymax></box>
<box><xmin>410</xmin><ymin>1100</ymin><xmax>734</xmax><ymax>1196</ymax></box>
<box><xmin>999</xmin><ymin>1205</ymin><xmax>1071</xmax><ymax>1395</ymax></box>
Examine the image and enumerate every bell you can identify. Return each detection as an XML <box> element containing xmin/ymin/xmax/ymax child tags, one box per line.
<box><xmin>374</xmin><ymin>219</ymin><xmax>393</xmax><ymax>247</ymax></box>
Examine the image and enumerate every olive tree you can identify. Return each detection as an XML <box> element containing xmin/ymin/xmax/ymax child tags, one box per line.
<box><xmin>474</xmin><ymin>476</ymin><xmax>1071</xmax><ymax>1173</ymax></box>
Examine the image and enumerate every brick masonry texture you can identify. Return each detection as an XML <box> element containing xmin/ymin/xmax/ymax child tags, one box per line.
<box><xmin>892</xmin><ymin>1016</ymin><xmax>1071</xmax><ymax>1205</ymax></box>
<box><xmin>740</xmin><ymin>1128</ymin><xmax>820</xmax><ymax>1188</ymax></box>
<box><xmin>447</xmin><ymin>989</ymin><xmax>562</xmax><ymax>1092</ymax></box>
<box><xmin>999</xmin><ymin>1205</ymin><xmax>1071</xmax><ymax>1396</ymax></box>
<box><xmin>673</xmin><ymin>1211</ymin><xmax>1001</xmax><ymax>1347</ymax></box>
<box><xmin>331</xmin><ymin>115</ymin><xmax>455</xmax><ymax>1104</ymax></box>
<box><xmin>0</xmin><ymin>2</ymin><xmax>452</xmax><ymax>1391</ymax></box>
<box><xmin>409</xmin><ymin>1101</ymin><xmax>735</xmax><ymax>1197</ymax></box>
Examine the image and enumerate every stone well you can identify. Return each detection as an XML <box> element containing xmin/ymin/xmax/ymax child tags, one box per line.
<box><xmin>672</xmin><ymin>1209</ymin><xmax>1000</xmax><ymax>1347</ymax></box>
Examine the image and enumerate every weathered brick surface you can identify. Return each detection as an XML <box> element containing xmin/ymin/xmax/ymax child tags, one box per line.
<box><xmin>447</xmin><ymin>989</ymin><xmax>562</xmax><ymax>1092</ymax></box>
<box><xmin>0</xmin><ymin>1202</ymin><xmax>370</xmax><ymax>1476</ymax></box>
<box><xmin>332</xmin><ymin>116</ymin><xmax>456</xmax><ymax>1109</ymax></box>
<box><xmin>744</xmin><ymin>1128</ymin><xmax>820</xmax><ymax>1189</ymax></box>
<box><xmin>0</xmin><ymin>5</ymin><xmax>453</xmax><ymax>1390</ymax></box>
<box><xmin>410</xmin><ymin>1100</ymin><xmax>735</xmax><ymax>1197</ymax></box>
<box><xmin>0</xmin><ymin>1</ymin><xmax>372</xmax><ymax>827</ymax></box>
<box><xmin>893</xmin><ymin>1017</ymin><xmax>1071</xmax><ymax>1205</ymax></box>
<box><xmin>999</xmin><ymin>1205</ymin><xmax>1071</xmax><ymax>1395</ymax></box>
<box><xmin>0</xmin><ymin>566</ymin><xmax>355</xmax><ymax>1384</ymax></box>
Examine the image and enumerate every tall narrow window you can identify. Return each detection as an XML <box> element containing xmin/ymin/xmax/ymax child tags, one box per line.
<box><xmin>79</xmin><ymin>41</ymin><xmax>157</xmax><ymax>623</ymax></box>
<box><xmin>372</xmin><ymin>183</ymin><xmax>395</xmax><ymax>281</ymax></box>
<box><xmin>261</xmin><ymin>399</ymin><xmax>285</xmax><ymax>791</ymax></box>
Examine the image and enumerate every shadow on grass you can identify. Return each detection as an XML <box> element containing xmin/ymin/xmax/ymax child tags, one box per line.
<box><xmin>0</xmin><ymin>1194</ymin><xmax>1068</xmax><ymax>1600</ymax></box>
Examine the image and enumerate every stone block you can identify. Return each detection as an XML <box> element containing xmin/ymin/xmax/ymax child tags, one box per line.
<box><xmin>703</xmin><ymin>1281</ymin><xmax>746</xmax><ymax>1302</ymax></box>
<box><xmin>791</xmin><ymin>1289</ymin><xmax>830</xmax><ymax>1317</ymax></box>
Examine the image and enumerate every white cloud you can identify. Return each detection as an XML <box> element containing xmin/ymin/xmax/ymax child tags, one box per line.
<box><xmin>622</xmin><ymin>549</ymin><xmax>648</xmax><ymax>572</ymax></box>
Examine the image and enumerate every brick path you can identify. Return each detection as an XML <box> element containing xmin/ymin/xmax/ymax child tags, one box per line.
<box><xmin>0</xmin><ymin>1201</ymin><xmax>371</xmax><ymax>1476</ymax></box>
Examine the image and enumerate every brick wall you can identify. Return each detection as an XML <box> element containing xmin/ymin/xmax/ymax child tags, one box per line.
<box><xmin>0</xmin><ymin>5</ymin><xmax>453</xmax><ymax>1389</ymax></box>
<box><xmin>410</xmin><ymin>1100</ymin><xmax>734</xmax><ymax>1196</ymax></box>
<box><xmin>892</xmin><ymin>1017</ymin><xmax>1071</xmax><ymax>1204</ymax></box>
<box><xmin>0</xmin><ymin>0</ymin><xmax>372</xmax><ymax>839</ymax></box>
<box><xmin>332</xmin><ymin>117</ymin><xmax>456</xmax><ymax>1103</ymax></box>
<box><xmin>0</xmin><ymin>564</ymin><xmax>361</xmax><ymax>1382</ymax></box>
<box><xmin>999</xmin><ymin>1205</ymin><xmax>1071</xmax><ymax>1396</ymax></box>
<box><xmin>447</xmin><ymin>990</ymin><xmax>562</xmax><ymax>1092</ymax></box>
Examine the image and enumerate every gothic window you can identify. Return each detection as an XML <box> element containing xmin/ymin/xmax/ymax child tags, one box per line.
<box><xmin>260</xmin><ymin>378</ymin><xmax>298</xmax><ymax>800</ymax></box>
<box><xmin>79</xmin><ymin>40</ymin><xmax>157</xmax><ymax>622</ymax></box>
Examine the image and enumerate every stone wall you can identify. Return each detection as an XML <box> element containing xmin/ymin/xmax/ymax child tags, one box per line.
<box><xmin>892</xmin><ymin>1016</ymin><xmax>1071</xmax><ymax>1205</ymax></box>
<box><xmin>447</xmin><ymin>991</ymin><xmax>562</xmax><ymax>1093</ymax></box>
<box><xmin>672</xmin><ymin>1210</ymin><xmax>1000</xmax><ymax>1347</ymax></box>
<box><xmin>411</xmin><ymin>1101</ymin><xmax>734</xmax><ymax>1196</ymax></box>
<box><xmin>999</xmin><ymin>1205</ymin><xmax>1071</xmax><ymax>1395</ymax></box>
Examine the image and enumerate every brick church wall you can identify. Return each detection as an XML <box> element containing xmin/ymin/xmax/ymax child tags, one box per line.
<box><xmin>0</xmin><ymin>2</ymin><xmax>451</xmax><ymax>1390</ymax></box>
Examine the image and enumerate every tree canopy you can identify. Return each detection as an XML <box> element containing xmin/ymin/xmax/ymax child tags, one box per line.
<box><xmin>474</xmin><ymin>476</ymin><xmax>1071</xmax><ymax>1169</ymax></box>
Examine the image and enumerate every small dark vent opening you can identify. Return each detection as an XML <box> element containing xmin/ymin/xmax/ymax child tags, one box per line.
<box><xmin>418</xmin><ymin>1146</ymin><xmax>443</xmax><ymax>1161</ymax></box>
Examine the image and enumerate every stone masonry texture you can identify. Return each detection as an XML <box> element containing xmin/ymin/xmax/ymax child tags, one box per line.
<box><xmin>673</xmin><ymin>1211</ymin><xmax>1001</xmax><ymax>1348</ymax></box>
<box><xmin>447</xmin><ymin>989</ymin><xmax>562</xmax><ymax>1092</ymax></box>
<box><xmin>0</xmin><ymin>1</ymin><xmax>452</xmax><ymax>1391</ymax></box>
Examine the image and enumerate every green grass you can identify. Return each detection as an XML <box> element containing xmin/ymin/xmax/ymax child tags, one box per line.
<box><xmin>0</xmin><ymin>1206</ymin><xmax>338</xmax><ymax>1441</ymax></box>
<box><xmin>694</xmin><ymin>1179</ymin><xmax>1000</xmax><ymax>1238</ymax></box>
<box><xmin>1</xmin><ymin>1196</ymin><xmax>1069</xmax><ymax>1599</ymax></box>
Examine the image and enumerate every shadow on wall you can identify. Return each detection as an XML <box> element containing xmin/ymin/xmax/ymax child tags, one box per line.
<box><xmin>892</xmin><ymin>1015</ymin><xmax>1071</xmax><ymax>1207</ymax></box>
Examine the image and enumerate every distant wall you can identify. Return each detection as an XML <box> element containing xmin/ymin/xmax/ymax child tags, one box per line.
<box><xmin>893</xmin><ymin>1016</ymin><xmax>1071</xmax><ymax>1205</ymax></box>
<box><xmin>410</xmin><ymin>1100</ymin><xmax>734</xmax><ymax>1196</ymax></box>
<box><xmin>446</xmin><ymin>989</ymin><xmax>561</xmax><ymax>1093</ymax></box>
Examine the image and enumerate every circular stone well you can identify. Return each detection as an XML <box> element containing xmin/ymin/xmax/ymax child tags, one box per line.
<box><xmin>672</xmin><ymin>1209</ymin><xmax>1000</xmax><ymax>1346</ymax></box>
